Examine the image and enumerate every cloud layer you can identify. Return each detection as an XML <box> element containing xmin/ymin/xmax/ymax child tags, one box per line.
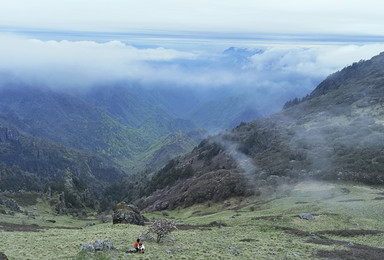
<box><xmin>0</xmin><ymin>34</ymin><xmax>383</xmax><ymax>99</ymax></box>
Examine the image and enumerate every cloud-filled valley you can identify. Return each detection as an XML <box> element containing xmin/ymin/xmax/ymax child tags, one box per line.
<box><xmin>1</xmin><ymin>33</ymin><xmax>384</xmax><ymax>122</ymax></box>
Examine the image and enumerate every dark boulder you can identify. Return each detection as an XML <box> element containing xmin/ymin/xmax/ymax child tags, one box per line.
<box><xmin>112</xmin><ymin>202</ymin><xmax>149</xmax><ymax>225</ymax></box>
<box><xmin>0</xmin><ymin>252</ymin><xmax>9</xmax><ymax>260</ymax></box>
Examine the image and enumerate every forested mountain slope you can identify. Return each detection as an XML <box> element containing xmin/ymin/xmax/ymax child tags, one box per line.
<box><xmin>135</xmin><ymin>52</ymin><xmax>384</xmax><ymax>211</ymax></box>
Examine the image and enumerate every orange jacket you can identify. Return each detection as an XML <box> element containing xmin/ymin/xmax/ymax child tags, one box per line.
<box><xmin>134</xmin><ymin>241</ymin><xmax>139</xmax><ymax>249</ymax></box>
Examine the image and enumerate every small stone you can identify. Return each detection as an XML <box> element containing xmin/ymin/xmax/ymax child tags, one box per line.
<box><xmin>228</xmin><ymin>246</ymin><xmax>240</xmax><ymax>254</ymax></box>
<box><xmin>299</xmin><ymin>213</ymin><xmax>315</xmax><ymax>220</ymax></box>
<box><xmin>165</xmin><ymin>250</ymin><xmax>172</xmax><ymax>254</ymax></box>
<box><xmin>348</xmin><ymin>242</ymin><xmax>355</xmax><ymax>247</ymax></box>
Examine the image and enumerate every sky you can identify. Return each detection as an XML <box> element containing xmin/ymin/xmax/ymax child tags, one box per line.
<box><xmin>1</xmin><ymin>0</ymin><xmax>384</xmax><ymax>36</ymax></box>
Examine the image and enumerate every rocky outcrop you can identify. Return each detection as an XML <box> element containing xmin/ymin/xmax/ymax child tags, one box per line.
<box><xmin>112</xmin><ymin>202</ymin><xmax>148</xmax><ymax>225</ymax></box>
<box><xmin>4</xmin><ymin>199</ymin><xmax>22</xmax><ymax>213</ymax></box>
<box><xmin>0</xmin><ymin>128</ymin><xmax>19</xmax><ymax>142</ymax></box>
<box><xmin>79</xmin><ymin>238</ymin><xmax>117</xmax><ymax>252</ymax></box>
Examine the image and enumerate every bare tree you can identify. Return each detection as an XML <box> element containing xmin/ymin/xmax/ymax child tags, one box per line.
<box><xmin>148</xmin><ymin>219</ymin><xmax>177</xmax><ymax>243</ymax></box>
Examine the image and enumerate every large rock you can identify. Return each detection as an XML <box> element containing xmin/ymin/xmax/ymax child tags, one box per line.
<box><xmin>112</xmin><ymin>202</ymin><xmax>149</xmax><ymax>225</ymax></box>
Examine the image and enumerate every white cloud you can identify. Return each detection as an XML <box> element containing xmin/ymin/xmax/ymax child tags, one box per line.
<box><xmin>0</xmin><ymin>33</ymin><xmax>383</xmax><ymax>98</ymax></box>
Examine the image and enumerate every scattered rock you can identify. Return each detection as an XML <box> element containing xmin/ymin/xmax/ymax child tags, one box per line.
<box><xmin>46</xmin><ymin>219</ymin><xmax>56</xmax><ymax>223</ymax></box>
<box><xmin>228</xmin><ymin>246</ymin><xmax>240</xmax><ymax>254</ymax></box>
<box><xmin>348</xmin><ymin>242</ymin><xmax>355</xmax><ymax>247</ymax></box>
<box><xmin>86</xmin><ymin>222</ymin><xmax>96</xmax><ymax>227</ymax></box>
<box><xmin>112</xmin><ymin>202</ymin><xmax>149</xmax><ymax>225</ymax></box>
<box><xmin>299</xmin><ymin>213</ymin><xmax>315</xmax><ymax>220</ymax></box>
<box><xmin>0</xmin><ymin>209</ymin><xmax>6</xmax><ymax>215</ymax></box>
<box><xmin>79</xmin><ymin>239</ymin><xmax>116</xmax><ymax>252</ymax></box>
<box><xmin>0</xmin><ymin>252</ymin><xmax>8</xmax><ymax>260</ymax></box>
<box><xmin>223</xmin><ymin>200</ymin><xmax>231</xmax><ymax>207</ymax></box>
<box><xmin>79</xmin><ymin>243</ymin><xmax>95</xmax><ymax>252</ymax></box>
<box><xmin>165</xmin><ymin>250</ymin><xmax>172</xmax><ymax>254</ymax></box>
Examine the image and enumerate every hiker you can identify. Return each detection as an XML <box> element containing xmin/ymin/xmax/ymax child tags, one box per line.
<box><xmin>138</xmin><ymin>242</ymin><xmax>145</xmax><ymax>253</ymax></box>
<box><xmin>134</xmin><ymin>238</ymin><xmax>140</xmax><ymax>252</ymax></box>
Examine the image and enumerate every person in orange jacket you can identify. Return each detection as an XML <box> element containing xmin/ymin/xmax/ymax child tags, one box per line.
<box><xmin>134</xmin><ymin>238</ymin><xmax>140</xmax><ymax>252</ymax></box>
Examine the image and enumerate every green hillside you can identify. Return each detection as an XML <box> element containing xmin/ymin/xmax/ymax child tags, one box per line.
<box><xmin>0</xmin><ymin>85</ymin><xmax>202</xmax><ymax>171</ymax></box>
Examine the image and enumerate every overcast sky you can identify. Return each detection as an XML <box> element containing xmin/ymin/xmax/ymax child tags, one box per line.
<box><xmin>1</xmin><ymin>0</ymin><xmax>384</xmax><ymax>36</ymax></box>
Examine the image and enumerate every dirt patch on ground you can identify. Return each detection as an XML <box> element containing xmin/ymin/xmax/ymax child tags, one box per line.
<box><xmin>191</xmin><ymin>210</ymin><xmax>217</xmax><ymax>217</ymax></box>
<box><xmin>316</xmin><ymin>230</ymin><xmax>384</xmax><ymax>237</ymax></box>
<box><xmin>252</xmin><ymin>215</ymin><xmax>283</xmax><ymax>221</ymax></box>
<box><xmin>337</xmin><ymin>199</ymin><xmax>365</xmax><ymax>202</ymax></box>
<box><xmin>273</xmin><ymin>226</ymin><xmax>327</xmax><ymax>238</ymax></box>
<box><xmin>177</xmin><ymin>221</ymin><xmax>228</xmax><ymax>230</ymax></box>
<box><xmin>313</xmin><ymin>240</ymin><xmax>384</xmax><ymax>260</ymax></box>
<box><xmin>0</xmin><ymin>221</ymin><xmax>81</xmax><ymax>232</ymax></box>
<box><xmin>239</xmin><ymin>238</ymin><xmax>256</xmax><ymax>242</ymax></box>
<box><xmin>273</xmin><ymin>225</ymin><xmax>384</xmax><ymax>260</ymax></box>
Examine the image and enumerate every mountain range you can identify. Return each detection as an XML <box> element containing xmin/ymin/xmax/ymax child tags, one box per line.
<box><xmin>135</xmin><ymin>51</ymin><xmax>384</xmax><ymax>211</ymax></box>
<box><xmin>2</xmin><ymin>49</ymin><xmax>383</xmax><ymax>213</ymax></box>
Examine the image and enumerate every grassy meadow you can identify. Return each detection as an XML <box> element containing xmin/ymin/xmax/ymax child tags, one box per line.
<box><xmin>1</xmin><ymin>181</ymin><xmax>383</xmax><ymax>259</ymax></box>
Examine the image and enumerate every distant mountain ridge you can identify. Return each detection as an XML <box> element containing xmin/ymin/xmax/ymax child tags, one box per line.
<box><xmin>0</xmin><ymin>84</ymin><xmax>203</xmax><ymax>171</ymax></box>
<box><xmin>134</xmin><ymin>51</ymin><xmax>384</xmax><ymax>211</ymax></box>
<box><xmin>0</xmin><ymin>126</ymin><xmax>126</xmax><ymax>212</ymax></box>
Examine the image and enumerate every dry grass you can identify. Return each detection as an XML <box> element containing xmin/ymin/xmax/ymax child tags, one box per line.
<box><xmin>0</xmin><ymin>181</ymin><xmax>383</xmax><ymax>259</ymax></box>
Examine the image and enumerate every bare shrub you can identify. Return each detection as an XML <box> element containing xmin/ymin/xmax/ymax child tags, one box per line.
<box><xmin>148</xmin><ymin>219</ymin><xmax>177</xmax><ymax>243</ymax></box>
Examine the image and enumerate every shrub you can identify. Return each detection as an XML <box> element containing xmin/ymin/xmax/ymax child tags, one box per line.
<box><xmin>148</xmin><ymin>219</ymin><xmax>177</xmax><ymax>243</ymax></box>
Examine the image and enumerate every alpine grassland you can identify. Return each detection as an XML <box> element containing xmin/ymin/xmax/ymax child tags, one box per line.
<box><xmin>1</xmin><ymin>181</ymin><xmax>383</xmax><ymax>259</ymax></box>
